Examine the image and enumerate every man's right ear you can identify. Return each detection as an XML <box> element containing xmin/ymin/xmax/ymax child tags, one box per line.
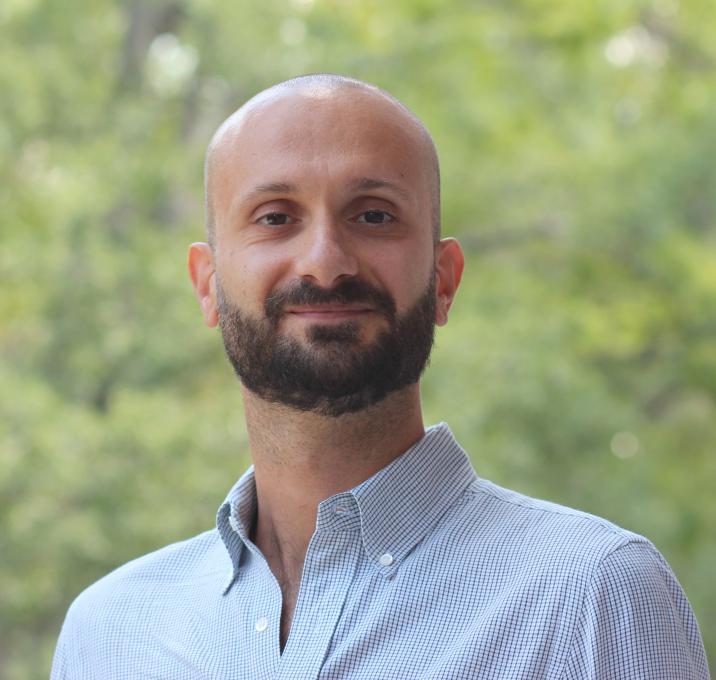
<box><xmin>188</xmin><ymin>242</ymin><xmax>219</xmax><ymax>328</ymax></box>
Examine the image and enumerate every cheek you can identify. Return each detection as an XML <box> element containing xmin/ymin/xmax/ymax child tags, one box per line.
<box><xmin>216</xmin><ymin>249</ymin><xmax>285</xmax><ymax>310</ymax></box>
<box><xmin>370</xmin><ymin>247</ymin><xmax>434</xmax><ymax>310</ymax></box>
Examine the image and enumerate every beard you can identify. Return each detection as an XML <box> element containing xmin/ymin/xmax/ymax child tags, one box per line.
<box><xmin>216</xmin><ymin>274</ymin><xmax>436</xmax><ymax>417</ymax></box>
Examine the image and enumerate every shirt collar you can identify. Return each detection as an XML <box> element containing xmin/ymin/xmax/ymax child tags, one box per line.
<box><xmin>217</xmin><ymin>423</ymin><xmax>476</xmax><ymax>583</ymax></box>
<box><xmin>346</xmin><ymin>423</ymin><xmax>476</xmax><ymax>573</ymax></box>
<box><xmin>216</xmin><ymin>465</ymin><xmax>257</xmax><ymax>590</ymax></box>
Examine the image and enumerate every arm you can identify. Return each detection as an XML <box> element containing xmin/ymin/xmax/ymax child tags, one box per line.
<box><xmin>561</xmin><ymin>540</ymin><xmax>710</xmax><ymax>680</ymax></box>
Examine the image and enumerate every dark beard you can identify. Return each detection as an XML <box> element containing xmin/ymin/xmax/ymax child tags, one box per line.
<box><xmin>216</xmin><ymin>275</ymin><xmax>436</xmax><ymax>417</ymax></box>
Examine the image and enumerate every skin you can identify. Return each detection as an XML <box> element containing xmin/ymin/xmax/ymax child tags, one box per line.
<box><xmin>188</xmin><ymin>81</ymin><xmax>464</xmax><ymax>648</ymax></box>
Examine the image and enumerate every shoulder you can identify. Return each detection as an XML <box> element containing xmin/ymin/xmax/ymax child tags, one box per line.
<box><xmin>76</xmin><ymin>527</ymin><xmax>226</xmax><ymax>600</ymax></box>
<box><xmin>561</xmin><ymin>540</ymin><xmax>710</xmax><ymax>678</ymax></box>
<box><xmin>452</xmin><ymin>477</ymin><xmax>646</xmax><ymax>570</ymax></box>
<box><xmin>449</xmin><ymin>480</ymin><xmax>709</xmax><ymax>679</ymax></box>
<box><xmin>52</xmin><ymin>528</ymin><xmax>229</xmax><ymax>677</ymax></box>
<box><xmin>69</xmin><ymin>528</ymin><xmax>228</xmax><ymax>618</ymax></box>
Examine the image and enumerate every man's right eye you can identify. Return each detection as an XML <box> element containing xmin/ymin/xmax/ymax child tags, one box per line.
<box><xmin>256</xmin><ymin>212</ymin><xmax>294</xmax><ymax>226</ymax></box>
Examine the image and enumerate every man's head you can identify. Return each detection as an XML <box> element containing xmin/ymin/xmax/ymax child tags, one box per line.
<box><xmin>204</xmin><ymin>74</ymin><xmax>442</xmax><ymax>247</ymax></box>
<box><xmin>189</xmin><ymin>74</ymin><xmax>464</xmax><ymax>416</ymax></box>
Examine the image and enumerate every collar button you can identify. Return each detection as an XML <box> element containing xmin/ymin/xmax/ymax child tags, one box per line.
<box><xmin>378</xmin><ymin>552</ymin><xmax>394</xmax><ymax>567</ymax></box>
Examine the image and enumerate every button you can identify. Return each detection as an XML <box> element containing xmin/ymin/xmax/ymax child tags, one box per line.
<box><xmin>255</xmin><ymin>616</ymin><xmax>269</xmax><ymax>632</ymax></box>
<box><xmin>379</xmin><ymin>552</ymin><xmax>394</xmax><ymax>567</ymax></box>
<box><xmin>229</xmin><ymin>515</ymin><xmax>240</xmax><ymax>533</ymax></box>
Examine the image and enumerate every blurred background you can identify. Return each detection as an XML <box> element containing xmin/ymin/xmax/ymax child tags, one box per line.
<box><xmin>1</xmin><ymin>0</ymin><xmax>715</xmax><ymax>676</ymax></box>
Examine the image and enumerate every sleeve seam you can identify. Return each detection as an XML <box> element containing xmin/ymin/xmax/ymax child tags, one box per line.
<box><xmin>555</xmin><ymin>537</ymin><xmax>651</xmax><ymax>680</ymax></box>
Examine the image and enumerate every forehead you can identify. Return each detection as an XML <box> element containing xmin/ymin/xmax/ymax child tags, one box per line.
<box><xmin>244</xmin><ymin>90</ymin><xmax>418</xmax><ymax>152</ymax></box>
<box><xmin>209</xmin><ymin>89</ymin><xmax>432</xmax><ymax>208</ymax></box>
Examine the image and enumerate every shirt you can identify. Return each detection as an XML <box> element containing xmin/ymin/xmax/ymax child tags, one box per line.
<box><xmin>51</xmin><ymin>423</ymin><xmax>710</xmax><ymax>679</ymax></box>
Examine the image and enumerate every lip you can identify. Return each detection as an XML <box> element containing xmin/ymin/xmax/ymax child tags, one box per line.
<box><xmin>285</xmin><ymin>305</ymin><xmax>374</xmax><ymax>320</ymax></box>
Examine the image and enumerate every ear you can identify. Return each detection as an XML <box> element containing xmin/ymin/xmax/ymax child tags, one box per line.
<box><xmin>188</xmin><ymin>242</ymin><xmax>219</xmax><ymax>328</ymax></box>
<box><xmin>434</xmin><ymin>237</ymin><xmax>464</xmax><ymax>326</ymax></box>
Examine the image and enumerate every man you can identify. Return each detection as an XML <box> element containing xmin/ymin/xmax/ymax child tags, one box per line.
<box><xmin>51</xmin><ymin>74</ymin><xmax>709</xmax><ymax>679</ymax></box>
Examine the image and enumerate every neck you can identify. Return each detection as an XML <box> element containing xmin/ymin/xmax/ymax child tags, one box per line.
<box><xmin>243</xmin><ymin>385</ymin><xmax>425</xmax><ymax>577</ymax></box>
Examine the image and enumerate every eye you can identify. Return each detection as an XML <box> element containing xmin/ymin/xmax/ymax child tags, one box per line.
<box><xmin>355</xmin><ymin>210</ymin><xmax>395</xmax><ymax>224</ymax></box>
<box><xmin>256</xmin><ymin>212</ymin><xmax>295</xmax><ymax>226</ymax></box>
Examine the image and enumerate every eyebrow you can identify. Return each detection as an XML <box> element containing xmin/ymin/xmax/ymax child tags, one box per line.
<box><xmin>349</xmin><ymin>177</ymin><xmax>410</xmax><ymax>199</ymax></box>
<box><xmin>238</xmin><ymin>177</ymin><xmax>410</xmax><ymax>207</ymax></box>
<box><xmin>241</xmin><ymin>182</ymin><xmax>298</xmax><ymax>203</ymax></box>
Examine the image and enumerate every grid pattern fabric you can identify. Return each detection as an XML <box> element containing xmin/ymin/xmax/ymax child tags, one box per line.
<box><xmin>51</xmin><ymin>423</ymin><xmax>710</xmax><ymax>679</ymax></box>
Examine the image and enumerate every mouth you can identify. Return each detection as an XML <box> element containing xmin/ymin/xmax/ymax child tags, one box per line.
<box><xmin>285</xmin><ymin>305</ymin><xmax>375</xmax><ymax>322</ymax></box>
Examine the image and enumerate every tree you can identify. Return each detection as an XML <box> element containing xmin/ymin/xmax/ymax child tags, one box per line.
<box><xmin>1</xmin><ymin>1</ymin><xmax>714</xmax><ymax>676</ymax></box>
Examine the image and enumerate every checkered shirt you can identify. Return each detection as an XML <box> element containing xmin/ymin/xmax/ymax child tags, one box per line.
<box><xmin>51</xmin><ymin>423</ymin><xmax>710</xmax><ymax>679</ymax></box>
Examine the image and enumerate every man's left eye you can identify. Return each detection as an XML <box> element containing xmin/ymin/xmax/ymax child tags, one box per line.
<box><xmin>355</xmin><ymin>210</ymin><xmax>395</xmax><ymax>224</ymax></box>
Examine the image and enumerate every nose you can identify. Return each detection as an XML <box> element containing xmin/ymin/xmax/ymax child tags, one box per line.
<box><xmin>294</xmin><ymin>217</ymin><xmax>359</xmax><ymax>288</ymax></box>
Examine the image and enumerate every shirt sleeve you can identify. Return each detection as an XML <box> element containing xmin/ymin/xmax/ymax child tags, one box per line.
<box><xmin>561</xmin><ymin>540</ymin><xmax>710</xmax><ymax>680</ymax></box>
<box><xmin>50</xmin><ymin>618</ymin><xmax>70</xmax><ymax>679</ymax></box>
<box><xmin>50</xmin><ymin>597</ymin><xmax>83</xmax><ymax>680</ymax></box>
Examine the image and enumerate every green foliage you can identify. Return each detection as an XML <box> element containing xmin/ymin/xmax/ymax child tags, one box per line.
<box><xmin>1</xmin><ymin>0</ymin><xmax>715</xmax><ymax>676</ymax></box>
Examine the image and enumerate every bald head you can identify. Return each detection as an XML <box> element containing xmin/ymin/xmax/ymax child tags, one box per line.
<box><xmin>204</xmin><ymin>74</ymin><xmax>441</xmax><ymax>246</ymax></box>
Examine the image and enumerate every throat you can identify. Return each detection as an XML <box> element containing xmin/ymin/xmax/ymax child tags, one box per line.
<box><xmin>261</xmin><ymin>543</ymin><xmax>304</xmax><ymax>652</ymax></box>
<box><xmin>251</xmin><ymin>512</ymin><xmax>310</xmax><ymax>651</ymax></box>
<box><xmin>278</xmin><ymin>578</ymin><xmax>300</xmax><ymax>652</ymax></box>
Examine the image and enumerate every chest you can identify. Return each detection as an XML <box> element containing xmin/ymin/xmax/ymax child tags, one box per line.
<box><xmin>94</xmin><ymin>534</ymin><xmax>582</xmax><ymax>680</ymax></box>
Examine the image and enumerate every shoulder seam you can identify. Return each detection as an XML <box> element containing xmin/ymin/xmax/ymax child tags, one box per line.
<box><xmin>466</xmin><ymin>479</ymin><xmax>639</xmax><ymax>542</ymax></box>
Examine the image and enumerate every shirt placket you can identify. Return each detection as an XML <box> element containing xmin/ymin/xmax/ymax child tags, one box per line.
<box><xmin>275</xmin><ymin>500</ymin><xmax>362</xmax><ymax>680</ymax></box>
<box><xmin>235</xmin><ymin>546</ymin><xmax>284</xmax><ymax>679</ymax></box>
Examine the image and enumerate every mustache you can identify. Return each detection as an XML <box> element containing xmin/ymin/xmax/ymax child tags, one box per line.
<box><xmin>264</xmin><ymin>278</ymin><xmax>396</xmax><ymax>322</ymax></box>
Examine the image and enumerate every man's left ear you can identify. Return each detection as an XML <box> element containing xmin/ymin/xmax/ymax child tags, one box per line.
<box><xmin>434</xmin><ymin>237</ymin><xmax>465</xmax><ymax>326</ymax></box>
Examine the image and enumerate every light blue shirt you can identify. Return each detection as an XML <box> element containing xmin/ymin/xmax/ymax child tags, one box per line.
<box><xmin>51</xmin><ymin>423</ymin><xmax>709</xmax><ymax>679</ymax></box>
